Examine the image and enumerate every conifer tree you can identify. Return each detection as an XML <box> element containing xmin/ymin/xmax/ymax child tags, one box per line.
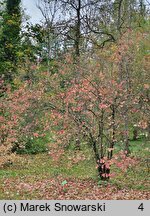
<box><xmin>0</xmin><ymin>0</ymin><xmax>21</xmax><ymax>82</ymax></box>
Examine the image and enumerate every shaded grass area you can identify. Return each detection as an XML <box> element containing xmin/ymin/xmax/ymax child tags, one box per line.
<box><xmin>0</xmin><ymin>139</ymin><xmax>149</xmax><ymax>199</ymax></box>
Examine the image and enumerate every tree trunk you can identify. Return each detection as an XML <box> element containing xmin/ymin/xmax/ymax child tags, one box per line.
<box><xmin>74</xmin><ymin>0</ymin><xmax>81</xmax><ymax>57</ymax></box>
<box><xmin>133</xmin><ymin>125</ymin><xmax>138</xmax><ymax>140</ymax></box>
<box><xmin>108</xmin><ymin>103</ymin><xmax>116</xmax><ymax>160</ymax></box>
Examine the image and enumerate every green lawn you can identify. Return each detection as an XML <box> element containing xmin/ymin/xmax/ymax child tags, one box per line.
<box><xmin>0</xmin><ymin>139</ymin><xmax>149</xmax><ymax>199</ymax></box>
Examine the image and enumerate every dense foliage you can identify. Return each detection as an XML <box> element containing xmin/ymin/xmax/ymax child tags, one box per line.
<box><xmin>0</xmin><ymin>0</ymin><xmax>21</xmax><ymax>82</ymax></box>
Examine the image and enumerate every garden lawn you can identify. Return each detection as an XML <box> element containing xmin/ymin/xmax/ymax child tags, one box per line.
<box><xmin>0</xmin><ymin>139</ymin><xmax>149</xmax><ymax>199</ymax></box>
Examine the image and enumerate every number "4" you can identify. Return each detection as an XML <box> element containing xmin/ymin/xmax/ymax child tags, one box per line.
<box><xmin>138</xmin><ymin>203</ymin><xmax>144</xmax><ymax>211</ymax></box>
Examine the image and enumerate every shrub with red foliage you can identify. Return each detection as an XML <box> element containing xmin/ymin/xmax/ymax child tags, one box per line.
<box><xmin>0</xmin><ymin>81</ymin><xmax>46</xmax><ymax>166</ymax></box>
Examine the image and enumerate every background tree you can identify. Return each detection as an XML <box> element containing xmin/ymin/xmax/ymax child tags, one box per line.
<box><xmin>37</xmin><ymin>0</ymin><xmax>60</xmax><ymax>71</ymax></box>
<box><xmin>0</xmin><ymin>0</ymin><xmax>21</xmax><ymax>82</ymax></box>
